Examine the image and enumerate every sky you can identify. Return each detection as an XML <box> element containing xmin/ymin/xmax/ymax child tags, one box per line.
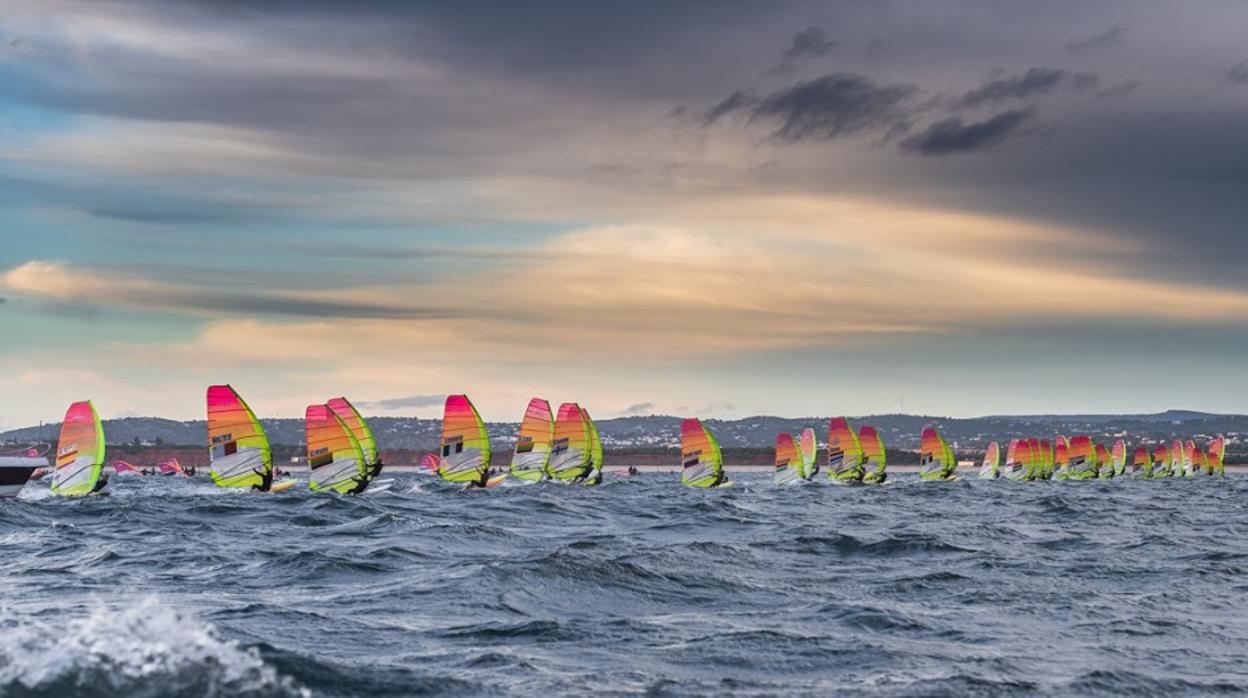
<box><xmin>2</xmin><ymin>0</ymin><xmax>1248</xmax><ymax>428</ymax></box>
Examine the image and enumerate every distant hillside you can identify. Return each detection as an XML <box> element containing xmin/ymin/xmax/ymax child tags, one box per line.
<box><xmin>4</xmin><ymin>411</ymin><xmax>1246</xmax><ymax>453</ymax></box>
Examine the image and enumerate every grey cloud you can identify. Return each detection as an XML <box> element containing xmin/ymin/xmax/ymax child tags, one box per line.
<box><xmin>900</xmin><ymin>109</ymin><xmax>1034</xmax><ymax>156</ymax></box>
<box><xmin>1227</xmin><ymin>60</ymin><xmax>1248</xmax><ymax>85</ymax></box>
<box><xmin>780</xmin><ymin>26</ymin><xmax>837</xmax><ymax>62</ymax></box>
<box><xmin>622</xmin><ymin>402</ymin><xmax>656</xmax><ymax>415</ymax></box>
<box><xmin>701</xmin><ymin>90</ymin><xmax>757</xmax><ymax>125</ymax></box>
<box><xmin>362</xmin><ymin>394</ymin><xmax>445</xmax><ymax>410</ymax></box>
<box><xmin>1096</xmin><ymin>80</ymin><xmax>1142</xmax><ymax>99</ymax></box>
<box><xmin>1066</xmin><ymin>24</ymin><xmax>1125</xmax><ymax>53</ymax></box>
<box><xmin>957</xmin><ymin>68</ymin><xmax>1098</xmax><ymax>109</ymax></box>
<box><xmin>745</xmin><ymin>73</ymin><xmax>919</xmax><ymax>143</ymax></box>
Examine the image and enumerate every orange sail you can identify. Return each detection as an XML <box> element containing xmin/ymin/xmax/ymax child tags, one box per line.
<box><xmin>827</xmin><ymin>417</ymin><xmax>863</xmax><ymax>483</ymax></box>
<box><xmin>774</xmin><ymin>432</ymin><xmax>801</xmax><ymax>485</ymax></box>
<box><xmin>306</xmin><ymin>403</ymin><xmax>368</xmax><ymax>493</ymax></box>
<box><xmin>51</xmin><ymin>401</ymin><xmax>106</xmax><ymax>497</ymax></box>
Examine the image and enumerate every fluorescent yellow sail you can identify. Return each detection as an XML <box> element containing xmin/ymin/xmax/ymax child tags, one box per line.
<box><xmin>827</xmin><ymin>417</ymin><xmax>863</xmax><ymax>483</ymax></box>
<box><xmin>327</xmin><ymin>397</ymin><xmax>381</xmax><ymax>479</ymax></box>
<box><xmin>207</xmin><ymin>385</ymin><xmax>273</xmax><ymax>490</ymax></box>
<box><xmin>681</xmin><ymin>418</ymin><xmax>728</xmax><ymax>488</ymax></box>
<box><xmin>438</xmin><ymin>395</ymin><xmax>491</xmax><ymax>484</ymax></box>
<box><xmin>306</xmin><ymin>403</ymin><xmax>368</xmax><ymax>494</ymax></box>
<box><xmin>549</xmin><ymin>403</ymin><xmax>591</xmax><ymax>481</ymax></box>
<box><xmin>51</xmin><ymin>400</ymin><xmax>106</xmax><ymax>497</ymax></box>
<box><xmin>510</xmin><ymin>398</ymin><xmax>554</xmax><ymax>482</ymax></box>
<box><xmin>858</xmin><ymin>426</ymin><xmax>887</xmax><ymax>484</ymax></box>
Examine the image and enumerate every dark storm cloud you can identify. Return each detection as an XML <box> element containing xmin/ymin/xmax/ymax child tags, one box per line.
<box><xmin>1226</xmin><ymin>60</ymin><xmax>1248</xmax><ymax>85</ymax></box>
<box><xmin>739</xmin><ymin>73</ymin><xmax>919</xmax><ymax>143</ymax></box>
<box><xmin>956</xmin><ymin>68</ymin><xmax>1098</xmax><ymax>109</ymax></box>
<box><xmin>1066</xmin><ymin>24</ymin><xmax>1125</xmax><ymax>53</ymax></box>
<box><xmin>900</xmin><ymin>109</ymin><xmax>1033</xmax><ymax>156</ymax></box>
<box><xmin>361</xmin><ymin>394</ymin><xmax>445</xmax><ymax>410</ymax></box>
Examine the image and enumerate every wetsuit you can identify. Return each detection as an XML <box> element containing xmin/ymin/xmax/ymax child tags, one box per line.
<box><xmin>252</xmin><ymin>468</ymin><xmax>273</xmax><ymax>492</ymax></box>
<box><xmin>90</xmin><ymin>474</ymin><xmax>109</xmax><ymax>494</ymax></box>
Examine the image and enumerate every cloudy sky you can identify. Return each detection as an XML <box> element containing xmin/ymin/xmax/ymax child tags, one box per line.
<box><xmin>2</xmin><ymin>1</ymin><xmax>1248</xmax><ymax>428</ymax></box>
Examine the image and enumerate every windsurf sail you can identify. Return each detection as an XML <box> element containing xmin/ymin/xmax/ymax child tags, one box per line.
<box><xmin>207</xmin><ymin>385</ymin><xmax>273</xmax><ymax>490</ymax></box>
<box><xmin>51</xmin><ymin>400</ymin><xmax>106</xmax><ymax>497</ymax></box>
<box><xmin>581</xmin><ymin>407</ymin><xmax>604</xmax><ymax>486</ymax></box>
<box><xmin>306</xmin><ymin>403</ymin><xmax>368</xmax><ymax>494</ymax></box>
<box><xmin>327</xmin><ymin>397</ymin><xmax>380</xmax><ymax>475</ymax></box>
<box><xmin>1130</xmin><ymin>446</ymin><xmax>1149</xmax><ymax>479</ymax></box>
<box><xmin>420</xmin><ymin>453</ymin><xmax>441</xmax><ymax>474</ymax></box>
<box><xmin>438</xmin><ymin>395</ymin><xmax>491</xmax><ymax>484</ymax></box>
<box><xmin>1208</xmin><ymin>436</ymin><xmax>1226</xmax><ymax>477</ymax></box>
<box><xmin>799</xmin><ymin>428</ymin><xmax>817</xmax><ymax>480</ymax></box>
<box><xmin>1111</xmin><ymin>439</ymin><xmax>1127</xmax><ymax>477</ymax></box>
<box><xmin>113</xmin><ymin>460</ymin><xmax>144</xmax><ymax>476</ymax></box>
<box><xmin>1067</xmin><ymin>435</ymin><xmax>1095</xmax><ymax>480</ymax></box>
<box><xmin>1190</xmin><ymin>446</ymin><xmax>1207</xmax><ymax>477</ymax></box>
<box><xmin>681</xmin><ymin>418</ymin><xmax>726</xmax><ymax>488</ymax></box>
<box><xmin>774</xmin><ymin>432</ymin><xmax>801</xmax><ymax>485</ymax></box>
<box><xmin>979</xmin><ymin>441</ymin><xmax>1000</xmax><ymax>479</ymax></box>
<box><xmin>919</xmin><ymin>427</ymin><xmax>955</xmax><ymax>481</ymax></box>
<box><xmin>549</xmin><ymin>403</ymin><xmax>592</xmax><ymax>481</ymax></box>
<box><xmin>858</xmin><ymin>426</ymin><xmax>887</xmax><ymax>484</ymax></box>
<box><xmin>1152</xmin><ymin>444</ymin><xmax>1171</xmax><ymax>478</ymax></box>
<box><xmin>510</xmin><ymin>398</ymin><xmax>554</xmax><ymax>482</ymax></box>
<box><xmin>1003</xmin><ymin>439</ymin><xmax>1029</xmax><ymax>482</ymax></box>
<box><xmin>1053</xmin><ymin>435</ymin><xmax>1070</xmax><ymax>480</ymax></box>
<box><xmin>158</xmin><ymin>458</ymin><xmax>186</xmax><ymax>476</ymax></box>
<box><xmin>1171</xmin><ymin>441</ymin><xmax>1185</xmax><ymax>478</ymax></box>
<box><xmin>1095</xmin><ymin>443</ymin><xmax>1113</xmax><ymax>480</ymax></box>
<box><xmin>1037</xmin><ymin>439</ymin><xmax>1053</xmax><ymax>479</ymax></box>
<box><xmin>827</xmin><ymin>417</ymin><xmax>864</xmax><ymax>483</ymax></box>
<box><xmin>1182</xmin><ymin>440</ymin><xmax>1196</xmax><ymax>478</ymax></box>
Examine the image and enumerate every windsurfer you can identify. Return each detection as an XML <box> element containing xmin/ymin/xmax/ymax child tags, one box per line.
<box><xmin>90</xmin><ymin>473</ymin><xmax>109</xmax><ymax>494</ymax></box>
<box><xmin>251</xmin><ymin>467</ymin><xmax>273</xmax><ymax>492</ymax></box>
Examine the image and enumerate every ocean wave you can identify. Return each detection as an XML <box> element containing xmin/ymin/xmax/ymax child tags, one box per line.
<box><xmin>0</xmin><ymin>597</ymin><xmax>307</xmax><ymax>698</ymax></box>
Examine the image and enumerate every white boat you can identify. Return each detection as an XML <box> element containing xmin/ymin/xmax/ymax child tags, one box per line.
<box><xmin>0</xmin><ymin>456</ymin><xmax>46</xmax><ymax>498</ymax></box>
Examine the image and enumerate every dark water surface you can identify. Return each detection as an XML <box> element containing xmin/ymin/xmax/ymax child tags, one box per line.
<box><xmin>2</xmin><ymin>474</ymin><xmax>1247</xmax><ymax>697</ymax></box>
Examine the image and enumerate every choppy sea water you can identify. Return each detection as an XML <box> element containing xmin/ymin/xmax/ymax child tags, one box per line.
<box><xmin>2</xmin><ymin>473</ymin><xmax>1247</xmax><ymax>697</ymax></box>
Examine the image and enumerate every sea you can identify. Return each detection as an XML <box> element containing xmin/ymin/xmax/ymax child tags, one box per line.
<box><xmin>2</xmin><ymin>473</ymin><xmax>1246</xmax><ymax>697</ymax></box>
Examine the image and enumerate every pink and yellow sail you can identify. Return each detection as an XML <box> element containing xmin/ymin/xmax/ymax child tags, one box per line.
<box><xmin>774</xmin><ymin>432</ymin><xmax>801</xmax><ymax>485</ymax></box>
<box><xmin>1208</xmin><ymin>436</ymin><xmax>1226</xmax><ymax>477</ymax></box>
<box><xmin>510</xmin><ymin>398</ymin><xmax>554</xmax><ymax>482</ymax></box>
<box><xmin>681</xmin><ymin>418</ymin><xmax>726</xmax><ymax>488</ymax></box>
<box><xmin>1053</xmin><ymin>435</ymin><xmax>1070</xmax><ymax>479</ymax></box>
<box><xmin>1111</xmin><ymin>439</ymin><xmax>1127</xmax><ymax>477</ymax></box>
<box><xmin>1130</xmin><ymin>446</ymin><xmax>1149</xmax><ymax>478</ymax></box>
<box><xmin>438</xmin><ymin>395</ymin><xmax>490</xmax><ymax>484</ymax></box>
<box><xmin>1067</xmin><ymin>435</ymin><xmax>1095</xmax><ymax>480</ymax></box>
<box><xmin>1004</xmin><ymin>439</ymin><xmax>1030</xmax><ymax>481</ymax></box>
<box><xmin>306</xmin><ymin>403</ymin><xmax>368</xmax><ymax>494</ymax></box>
<box><xmin>799</xmin><ymin>428</ymin><xmax>817</xmax><ymax>480</ymax></box>
<box><xmin>207</xmin><ymin>385</ymin><xmax>273</xmax><ymax>490</ymax></box>
<box><xmin>827</xmin><ymin>417</ymin><xmax>863</xmax><ymax>483</ymax></box>
<box><xmin>1152</xmin><ymin>444</ymin><xmax>1172</xmax><ymax>478</ymax></box>
<box><xmin>581</xmin><ymin>407</ymin><xmax>604</xmax><ymax>486</ymax></box>
<box><xmin>327</xmin><ymin>397</ymin><xmax>380</xmax><ymax>473</ymax></box>
<box><xmin>858</xmin><ymin>425</ymin><xmax>887</xmax><ymax>484</ymax></box>
<box><xmin>979</xmin><ymin>441</ymin><xmax>1000</xmax><ymax>479</ymax></box>
<box><xmin>549</xmin><ymin>403</ymin><xmax>591</xmax><ymax>481</ymax></box>
<box><xmin>52</xmin><ymin>400</ymin><xmax>106</xmax><ymax>497</ymax></box>
<box><xmin>919</xmin><ymin>427</ymin><xmax>955</xmax><ymax>481</ymax></box>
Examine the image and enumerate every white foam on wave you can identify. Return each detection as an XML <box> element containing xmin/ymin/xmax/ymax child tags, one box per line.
<box><xmin>0</xmin><ymin>596</ymin><xmax>310</xmax><ymax>697</ymax></box>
